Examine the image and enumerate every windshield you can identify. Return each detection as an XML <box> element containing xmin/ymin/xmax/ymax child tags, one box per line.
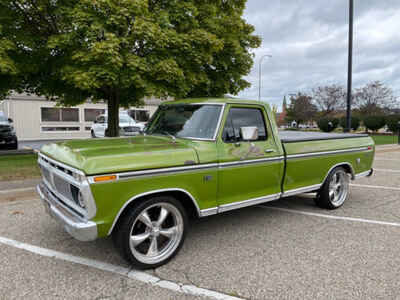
<box><xmin>0</xmin><ymin>115</ymin><xmax>7</xmax><ymax>122</ymax></box>
<box><xmin>146</xmin><ymin>104</ymin><xmax>222</xmax><ymax>140</ymax></box>
<box><xmin>119</xmin><ymin>115</ymin><xmax>133</xmax><ymax>123</ymax></box>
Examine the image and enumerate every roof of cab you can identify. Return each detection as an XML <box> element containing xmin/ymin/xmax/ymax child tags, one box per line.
<box><xmin>163</xmin><ymin>97</ymin><xmax>270</xmax><ymax>106</ymax></box>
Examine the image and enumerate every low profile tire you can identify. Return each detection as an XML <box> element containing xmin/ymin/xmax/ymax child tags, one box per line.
<box><xmin>91</xmin><ymin>130</ymin><xmax>96</xmax><ymax>138</ymax></box>
<box><xmin>315</xmin><ymin>167</ymin><xmax>350</xmax><ymax>209</ymax></box>
<box><xmin>113</xmin><ymin>196</ymin><xmax>188</xmax><ymax>269</ymax></box>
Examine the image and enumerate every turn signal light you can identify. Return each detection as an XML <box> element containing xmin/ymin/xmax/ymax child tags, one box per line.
<box><xmin>94</xmin><ymin>175</ymin><xmax>117</xmax><ymax>182</ymax></box>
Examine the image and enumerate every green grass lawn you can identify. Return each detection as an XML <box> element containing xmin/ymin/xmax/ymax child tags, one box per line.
<box><xmin>0</xmin><ymin>154</ymin><xmax>41</xmax><ymax>181</ymax></box>
<box><xmin>371</xmin><ymin>135</ymin><xmax>399</xmax><ymax>145</ymax></box>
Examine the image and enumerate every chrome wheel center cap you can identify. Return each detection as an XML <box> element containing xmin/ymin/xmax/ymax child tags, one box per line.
<box><xmin>151</xmin><ymin>227</ymin><xmax>160</xmax><ymax>237</ymax></box>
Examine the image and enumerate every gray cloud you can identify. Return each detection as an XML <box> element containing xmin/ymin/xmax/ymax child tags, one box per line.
<box><xmin>237</xmin><ymin>0</ymin><xmax>400</xmax><ymax>110</ymax></box>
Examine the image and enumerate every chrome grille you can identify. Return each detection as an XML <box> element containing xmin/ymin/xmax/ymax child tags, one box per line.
<box><xmin>53</xmin><ymin>173</ymin><xmax>75</xmax><ymax>203</ymax></box>
<box><xmin>123</xmin><ymin>126</ymin><xmax>140</xmax><ymax>133</ymax></box>
<box><xmin>41</xmin><ymin>166</ymin><xmax>52</xmax><ymax>186</ymax></box>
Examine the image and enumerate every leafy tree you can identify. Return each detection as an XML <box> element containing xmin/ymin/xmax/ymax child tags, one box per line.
<box><xmin>363</xmin><ymin>115</ymin><xmax>386</xmax><ymax>132</ymax></box>
<box><xmin>386</xmin><ymin>115</ymin><xmax>400</xmax><ymax>133</ymax></box>
<box><xmin>339</xmin><ymin>116</ymin><xmax>360</xmax><ymax>131</ymax></box>
<box><xmin>285</xmin><ymin>93</ymin><xmax>317</xmax><ymax>124</ymax></box>
<box><xmin>317</xmin><ymin>117</ymin><xmax>339</xmax><ymax>132</ymax></box>
<box><xmin>354</xmin><ymin>81</ymin><xmax>397</xmax><ymax>116</ymax></box>
<box><xmin>312</xmin><ymin>84</ymin><xmax>346</xmax><ymax>117</ymax></box>
<box><xmin>0</xmin><ymin>0</ymin><xmax>260</xmax><ymax>136</ymax></box>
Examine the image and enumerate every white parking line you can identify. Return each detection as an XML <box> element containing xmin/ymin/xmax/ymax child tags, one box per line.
<box><xmin>374</xmin><ymin>158</ymin><xmax>400</xmax><ymax>161</ymax></box>
<box><xmin>0</xmin><ymin>236</ymin><xmax>242</xmax><ymax>300</ymax></box>
<box><xmin>350</xmin><ymin>184</ymin><xmax>400</xmax><ymax>191</ymax></box>
<box><xmin>260</xmin><ymin>206</ymin><xmax>400</xmax><ymax>228</ymax></box>
<box><xmin>374</xmin><ymin>168</ymin><xmax>400</xmax><ymax>173</ymax></box>
<box><xmin>0</xmin><ymin>187</ymin><xmax>36</xmax><ymax>194</ymax></box>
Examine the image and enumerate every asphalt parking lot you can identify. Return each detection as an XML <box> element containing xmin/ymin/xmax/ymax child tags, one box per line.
<box><xmin>0</xmin><ymin>145</ymin><xmax>399</xmax><ymax>299</ymax></box>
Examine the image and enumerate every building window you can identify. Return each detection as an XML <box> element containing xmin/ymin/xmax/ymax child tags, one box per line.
<box><xmin>41</xmin><ymin>126</ymin><xmax>80</xmax><ymax>132</ymax></box>
<box><xmin>41</xmin><ymin>108</ymin><xmax>60</xmax><ymax>122</ymax></box>
<box><xmin>84</xmin><ymin>109</ymin><xmax>105</xmax><ymax>122</ymax></box>
<box><xmin>85</xmin><ymin>126</ymin><xmax>92</xmax><ymax>131</ymax></box>
<box><xmin>41</xmin><ymin>107</ymin><xmax>79</xmax><ymax>122</ymax></box>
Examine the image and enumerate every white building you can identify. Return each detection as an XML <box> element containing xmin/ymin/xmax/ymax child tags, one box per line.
<box><xmin>0</xmin><ymin>93</ymin><xmax>161</xmax><ymax>141</ymax></box>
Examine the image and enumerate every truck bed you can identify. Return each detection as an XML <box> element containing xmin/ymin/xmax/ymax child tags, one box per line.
<box><xmin>279</xmin><ymin>131</ymin><xmax>368</xmax><ymax>143</ymax></box>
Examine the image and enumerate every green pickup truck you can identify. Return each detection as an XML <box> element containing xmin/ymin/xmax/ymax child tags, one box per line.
<box><xmin>37</xmin><ymin>98</ymin><xmax>374</xmax><ymax>269</ymax></box>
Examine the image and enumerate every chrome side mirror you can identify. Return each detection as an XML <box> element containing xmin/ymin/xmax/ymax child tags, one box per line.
<box><xmin>240</xmin><ymin>126</ymin><xmax>258</xmax><ymax>141</ymax></box>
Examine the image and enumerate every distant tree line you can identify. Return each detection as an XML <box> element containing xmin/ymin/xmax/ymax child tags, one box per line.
<box><xmin>284</xmin><ymin>81</ymin><xmax>400</xmax><ymax>133</ymax></box>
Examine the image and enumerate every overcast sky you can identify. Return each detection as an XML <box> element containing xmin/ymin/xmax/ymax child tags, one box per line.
<box><xmin>237</xmin><ymin>0</ymin><xmax>400</xmax><ymax>110</ymax></box>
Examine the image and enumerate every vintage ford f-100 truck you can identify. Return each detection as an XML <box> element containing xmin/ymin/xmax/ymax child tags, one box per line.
<box><xmin>37</xmin><ymin>98</ymin><xmax>374</xmax><ymax>269</ymax></box>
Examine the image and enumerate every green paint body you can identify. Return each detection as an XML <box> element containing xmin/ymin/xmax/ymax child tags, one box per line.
<box><xmin>40</xmin><ymin>98</ymin><xmax>375</xmax><ymax>238</ymax></box>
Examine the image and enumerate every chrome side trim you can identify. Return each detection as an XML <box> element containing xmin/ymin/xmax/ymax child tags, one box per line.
<box><xmin>89</xmin><ymin>156</ymin><xmax>285</xmax><ymax>183</ymax></box>
<box><xmin>217</xmin><ymin>193</ymin><xmax>281</xmax><ymax>213</ymax></box>
<box><xmin>107</xmin><ymin>188</ymin><xmax>201</xmax><ymax>236</ymax></box>
<box><xmin>199</xmin><ymin>207</ymin><xmax>218</xmax><ymax>217</ymax></box>
<box><xmin>89</xmin><ymin>163</ymin><xmax>219</xmax><ymax>183</ymax></box>
<box><xmin>286</xmin><ymin>147</ymin><xmax>370</xmax><ymax>160</ymax></box>
<box><xmin>218</xmin><ymin>156</ymin><xmax>284</xmax><ymax>169</ymax></box>
<box><xmin>281</xmin><ymin>184</ymin><xmax>322</xmax><ymax>197</ymax></box>
<box><xmin>355</xmin><ymin>169</ymin><xmax>373</xmax><ymax>179</ymax></box>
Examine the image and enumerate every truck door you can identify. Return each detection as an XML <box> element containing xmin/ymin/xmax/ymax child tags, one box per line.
<box><xmin>216</xmin><ymin>105</ymin><xmax>284</xmax><ymax>211</ymax></box>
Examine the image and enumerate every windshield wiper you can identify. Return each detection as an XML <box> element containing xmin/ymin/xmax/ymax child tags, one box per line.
<box><xmin>163</xmin><ymin>131</ymin><xmax>176</xmax><ymax>143</ymax></box>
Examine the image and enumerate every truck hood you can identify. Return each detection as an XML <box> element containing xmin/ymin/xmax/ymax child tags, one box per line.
<box><xmin>40</xmin><ymin>136</ymin><xmax>199</xmax><ymax>175</ymax></box>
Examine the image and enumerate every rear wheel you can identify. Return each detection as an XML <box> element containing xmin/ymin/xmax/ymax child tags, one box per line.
<box><xmin>91</xmin><ymin>130</ymin><xmax>96</xmax><ymax>138</ymax></box>
<box><xmin>113</xmin><ymin>196</ymin><xmax>187</xmax><ymax>269</ymax></box>
<box><xmin>315</xmin><ymin>167</ymin><xmax>350</xmax><ymax>209</ymax></box>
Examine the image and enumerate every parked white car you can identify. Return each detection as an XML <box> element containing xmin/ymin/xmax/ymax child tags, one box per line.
<box><xmin>91</xmin><ymin>113</ymin><xmax>145</xmax><ymax>138</ymax></box>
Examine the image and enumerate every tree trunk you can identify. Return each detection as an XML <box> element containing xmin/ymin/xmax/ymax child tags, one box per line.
<box><xmin>106</xmin><ymin>91</ymin><xmax>120</xmax><ymax>137</ymax></box>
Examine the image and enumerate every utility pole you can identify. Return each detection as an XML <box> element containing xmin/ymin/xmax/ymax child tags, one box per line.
<box><xmin>258</xmin><ymin>54</ymin><xmax>272</xmax><ymax>101</ymax></box>
<box><xmin>345</xmin><ymin>0</ymin><xmax>354</xmax><ymax>132</ymax></box>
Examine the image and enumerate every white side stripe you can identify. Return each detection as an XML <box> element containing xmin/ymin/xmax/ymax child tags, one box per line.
<box><xmin>350</xmin><ymin>184</ymin><xmax>400</xmax><ymax>191</ymax></box>
<box><xmin>0</xmin><ymin>236</ymin><xmax>243</xmax><ymax>300</ymax></box>
<box><xmin>259</xmin><ymin>207</ymin><xmax>400</xmax><ymax>227</ymax></box>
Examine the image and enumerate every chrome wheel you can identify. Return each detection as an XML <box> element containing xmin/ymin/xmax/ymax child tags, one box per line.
<box><xmin>328</xmin><ymin>170</ymin><xmax>349</xmax><ymax>206</ymax></box>
<box><xmin>129</xmin><ymin>203</ymin><xmax>184</xmax><ymax>265</ymax></box>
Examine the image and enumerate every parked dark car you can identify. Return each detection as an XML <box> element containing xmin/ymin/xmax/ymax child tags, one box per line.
<box><xmin>0</xmin><ymin>115</ymin><xmax>18</xmax><ymax>150</ymax></box>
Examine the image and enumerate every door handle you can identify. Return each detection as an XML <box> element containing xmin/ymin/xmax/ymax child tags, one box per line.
<box><xmin>265</xmin><ymin>149</ymin><xmax>275</xmax><ymax>153</ymax></box>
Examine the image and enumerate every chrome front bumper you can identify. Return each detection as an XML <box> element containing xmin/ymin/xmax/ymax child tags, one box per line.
<box><xmin>37</xmin><ymin>183</ymin><xmax>98</xmax><ymax>241</ymax></box>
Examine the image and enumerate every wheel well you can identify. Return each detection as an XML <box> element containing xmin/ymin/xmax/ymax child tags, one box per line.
<box><xmin>110</xmin><ymin>190</ymin><xmax>199</xmax><ymax>236</ymax></box>
<box><xmin>340</xmin><ymin>164</ymin><xmax>355</xmax><ymax>179</ymax></box>
<box><xmin>323</xmin><ymin>163</ymin><xmax>355</xmax><ymax>186</ymax></box>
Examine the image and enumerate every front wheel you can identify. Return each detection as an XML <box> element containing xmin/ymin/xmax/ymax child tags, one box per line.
<box><xmin>315</xmin><ymin>167</ymin><xmax>350</xmax><ymax>209</ymax></box>
<box><xmin>113</xmin><ymin>196</ymin><xmax>187</xmax><ymax>269</ymax></box>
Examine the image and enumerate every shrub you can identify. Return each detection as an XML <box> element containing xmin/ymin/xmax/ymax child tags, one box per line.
<box><xmin>339</xmin><ymin>116</ymin><xmax>361</xmax><ymax>131</ymax></box>
<box><xmin>317</xmin><ymin>118</ymin><xmax>339</xmax><ymax>132</ymax></box>
<box><xmin>363</xmin><ymin>115</ymin><xmax>386</xmax><ymax>132</ymax></box>
<box><xmin>386</xmin><ymin>115</ymin><xmax>400</xmax><ymax>133</ymax></box>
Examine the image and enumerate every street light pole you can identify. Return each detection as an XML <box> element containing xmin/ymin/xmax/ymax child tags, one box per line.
<box><xmin>345</xmin><ymin>0</ymin><xmax>354</xmax><ymax>133</ymax></box>
<box><xmin>258</xmin><ymin>54</ymin><xmax>272</xmax><ymax>101</ymax></box>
